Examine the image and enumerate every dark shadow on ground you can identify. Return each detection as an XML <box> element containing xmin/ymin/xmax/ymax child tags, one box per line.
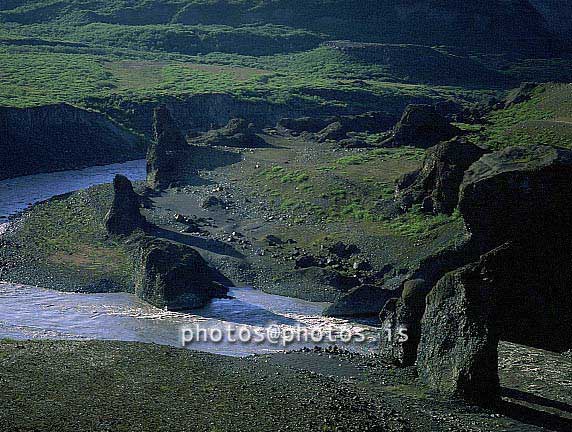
<box><xmin>184</xmin><ymin>297</ymin><xmax>302</xmax><ymax>327</ymax></box>
<box><xmin>502</xmin><ymin>388</ymin><xmax>572</xmax><ymax>415</ymax></box>
<box><xmin>190</xmin><ymin>145</ymin><xmax>243</xmax><ymax>170</ymax></box>
<box><xmin>497</xmin><ymin>388</ymin><xmax>572</xmax><ymax>432</ymax></box>
<box><xmin>150</xmin><ymin>226</ymin><xmax>245</xmax><ymax>260</ymax></box>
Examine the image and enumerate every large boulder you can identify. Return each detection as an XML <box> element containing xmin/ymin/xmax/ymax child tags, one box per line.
<box><xmin>417</xmin><ymin>263</ymin><xmax>500</xmax><ymax>403</ymax></box>
<box><xmin>381</xmin><ymin>105</ymin><xmax>461</xmax><ymax>148</ymax></box>
<box><xmin>135</xmin><ymin>237</ymin><xmax>228</xmax><ymax>310</ymax></box>
<box><xmin>147</xmin><ymin>105</ymin><xmax>193</xmax><ymax>189</ymax></box>
<box><xmin>104</xmin><ymin>175</ymin><xmax>146</xmax><ymax>235</ymax></box>
<box><xmin>194</xmin><ymin>118</ymin><xmax>267</xmax><ymax>148</ymax></box>
<box><xmin>396</xmin><ymin>139</ymin><xmax>488</xmax><ymax>214</ymax></box>
<box><xmin>474</xmin><ymin>241</ymin><xmax>572</xmax><ymax>352</ymax></box>
<box><xmin>378</xmin><ymin>279</ymin><xmax>430</xmax><ymax>366</ymax></box>
<box><xmin>459</xmin><ymin>145</ymin><xmax>572</xmax><ymax>249</ymax></box>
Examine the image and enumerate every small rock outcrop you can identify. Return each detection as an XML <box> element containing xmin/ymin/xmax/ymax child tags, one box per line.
<box><xmin>147</xmin><ymin>105</ymin><xmax>192</xmax><ymax>189</ymax></box>
<box><xmin>417</xmin><ymin>263</ymin><xmax>500</xmax><ymax>403</ymax></box>
<box><xmin>381</xmin><ymin>105</ymin><xmax>461</xmax><ymax>148</ymax></box>
<box><xmin>135</xmin><ymin>237</ymin><xmax>228</xmax><ymax>310</ymax></box>
<box><xmin>104</xmin><ymin>175</ymin><xmax>146</xmax><ymax>235</ymax></box>
<box><xmin>316</xmin><ymin>121</ymin><xmax>349</xmax><ymax>142</ymax></box>
<box><xmin>277</xmin><ymin>112</ymin><xmax>395</xmax><ymax>136</ymax></box>
<box><xmin>194</xmin><ymin>118</ymin><xmax>267</xmax><ymax>148</ymax></box>
<box><xmin>395</xmin><ymin>139</ymin><xmax>488</xmax><ymax>214</ymax></box>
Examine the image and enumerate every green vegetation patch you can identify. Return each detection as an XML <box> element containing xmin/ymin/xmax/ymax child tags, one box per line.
<box><xmin>2</xmin><ymin>185</ymin><xmax>135</xmax><ymax>290</ymax></box>
<box><xmin>481</xmin><ymin>83</ymin><xmax>572</xmax><ymax>150</ymax></box>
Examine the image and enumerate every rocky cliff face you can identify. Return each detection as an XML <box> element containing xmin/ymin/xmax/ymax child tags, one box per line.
<box><xmin>0</xmin><ymin>103</ymin><xmax>146</xmax><ymax>180</ymax></box>
<box><xmin>87</xmin><ymin>92</ymin><xmax>389</xmax><ymax>139</ymax></box>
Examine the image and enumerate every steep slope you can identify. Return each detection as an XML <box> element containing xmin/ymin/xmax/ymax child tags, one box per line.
<box><xmin>0</xmin><ymin>104</ymin><xmax>146</xmax><ymax>179</ymax></box>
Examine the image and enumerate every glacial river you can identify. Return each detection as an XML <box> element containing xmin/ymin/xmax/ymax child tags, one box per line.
<box><xmin>0</xmin><ymin>161</ymin><xmax>379</xmax><ymax>356</ymax></box>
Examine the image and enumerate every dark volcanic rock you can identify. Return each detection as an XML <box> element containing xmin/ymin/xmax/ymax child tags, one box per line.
<box><xmin>278</xmin><ymin>112</ymin><xmax>394</xmax><ymax>136</ymax></box>
<box><xmin>0</xmin><ymin>104</ymin><xmax>145</xmax><ymax>180</ymax></box>
<box><xmin>147</xmin><ymin>105</ymin><xmax>193</xmax><ymax>189</ymax></box>
<box><xmin>316</xmin><ymin>121</ymin><xmax>349</xmax><ymax>142</ymax></box>
<box><xmin>475</xmin><ymin>241</ymin><xmax>572</xmax><ymax>352</ymax></box>
<box><xmin>104</xmin><ymin>175</ymin><xmax>146</xmax><ymax>235</ymax></box>
<box><xmin>459</xmin><ymin>145</ymin><xmax>572</xmax><ymax>249</ymax></box>
<box><xmin>194</xmin><ymin>118</ymin><xmax>267</xmax><ymax>148</ymax></box>
<box><xmin>379</xmin><ymin>279</ymin><xmax>430</xmax><ymax>366</ymax></box>
<box><xmin>381</xmin><ymin>105</ymin><xmax>461</xmax><ymax>148</ymax></box>
<box><xmin>329</xmin><ymin>242</ymin><xmax>360</xmax><ymax>259</ymax></box>
<box><xmin>201</xmin><ymin>196</ymin><xmax>226</xmax><ymax>209</ymax></box>
<box><xmin>295</xmin><ymin>255</ymin><xmax>319</xmax><ymax>269</ymax></box>
<box><xmin>395</xmin><ymin>139</ymin><xmax>488</xmax><ymax>214</ymax></box>
<box><xmin>337</xmin><ymin>111</ymin><xmax>396</xmax><ymax>133</ymax></box>
<box><xmin>135</xmin><ymin>237</ymin><xmax>228</xmax><ymax>310</ymax></box>
<box><xmin>323</xmin><ymin>284</ymin><xmax>395</xmax><ymax>318</ymax></box>
<box><xmin>417</xmin><ymin>264</ymin><xmax>500</xmax><ymax>403</ymax></box>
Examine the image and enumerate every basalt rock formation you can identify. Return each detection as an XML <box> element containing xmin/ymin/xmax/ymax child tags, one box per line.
<box><xmin>104</xmin><ymin>175</ymin><xmax>146</xmax><ymax>236</ymax></box>
<box><xmin>417</xmin><ymin>262</ymin><xmax>500</xmax><ymax>403</ymax></box>
<box><xmin>381</xmin><ymin>144</ymin><xmax>572</xmax><ymax>402</ymax></box>
<box><xmin>0</xmin><ymin>104</ymin><xmax>145</xmax><ymax>180</ymax></box>
<box><xmin>379</xmin><ymin>279</ymin><xmax>430</xmax><ymax>366</ymax></box>
<box><xmin>395</xmin><ymin>139</ymin><xmax>489</xmax><ymax>214</ymax></box>
<box><xmin>381</xmin><ymin>105</ymin><xmax>461</xmax><ymax>149</ymax></box>
<box><xmin>193</xmin><ymin>118</ymin><xmax>267</xmax><ymax>148</ymax></box>
<box><xmin>147</xmin><ymin>105</ymin><xmax>193</xmax><ymax>189</ymax></box>
<box><xmin>135</xmin><ymin>237</ymin><xmax>228</xmax><ymax>310</ymax></box>
<box><xmin>277</xmin><ymin>117</ymin><xmax>332</xmax><ymax>134</ymax></box>
<box><xmin>458</xmin><ymin>145</ymin><xmax>572</xmax><ymax>250</ymax></box>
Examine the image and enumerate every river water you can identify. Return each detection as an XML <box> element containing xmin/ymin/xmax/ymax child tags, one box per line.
<box><xmin>0</xmin><ymin>160</ymin><xmax>380</xmax><ymax>356</ymax></box>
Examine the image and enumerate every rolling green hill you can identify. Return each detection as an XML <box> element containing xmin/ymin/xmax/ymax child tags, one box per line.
<box><xmin>1</xmin><ymin>0</ymin><xmax>572</xmax><ymax>127</ymax></box>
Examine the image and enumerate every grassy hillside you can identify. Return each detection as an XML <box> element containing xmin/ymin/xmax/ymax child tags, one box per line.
<box><xmin>1</xmin><ymin>1</ymin><xmax>572</xmax><ymax>116</ymax></box>
<box><xmin>0</xmin><ymin>0</ymin><xmax>566</xmax><ymax>52</ymax></box>
<box><xmin>1</xmin><ymin>1</ymin><xmax>571</xmax><ymax>180</ymax></box>
<box><xmin>481</xmin><ymin>83</ymin><xmax>572</xmax><ymax>150</ymax></box>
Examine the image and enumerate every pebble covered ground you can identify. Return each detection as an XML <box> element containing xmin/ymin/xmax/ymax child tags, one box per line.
<box><xmin>1</xmin><ymin>340</ymin><xmax>570</xmax><ymax>432</ymax></box>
